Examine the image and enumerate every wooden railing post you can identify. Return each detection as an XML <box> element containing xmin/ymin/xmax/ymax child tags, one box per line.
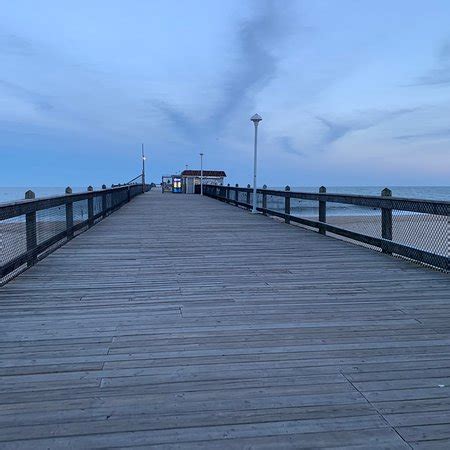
<box><xmin>284</xmin><ymin>186</ymin><xmax>291</xmax><ymax>223</ymax></box>
<box><xmin>101</xmin><ymin>184</ymin><xmax>107</xmax><ymax>218</ymax></box>
<box><xmin>226</xmin><ymin>184</ymin><xmax>230</xmax><ymax>203</ymax></box>
<box><xmin>127</xmin><ymin>186</ymin><xmax>131</xmax><ymax>203</ymax></box>
<box><xmin>235</xmin><ymin>184</ymin><xmax>239</xmax><ymax>205</ymax></box>
<box><xmin>87</xmin><ymin>186</ymin><xmax>94</xmax><ymax>227</ymax></box>
<box><xmin>65</xmin><ymin>187</ymin><xmax>74</xmax><ymax>240</ymax></box>
<box><xmin>25</xmin><ymin>190</ymin><xmax>37</xmax><ymax>267</ymax></box>
<box><xmin>246</xmin><ymin>184</ymin><xmax>251</xmax><ymax>206</ymax></box>
<box><xmin>319</xmin><ymin>186</ymin><xmax>327</xmax><ymax>235</ymax></box>
<box><xmin>381</xmin><ymin>187</ymin><xmax>393</xmax><ymax>254</ymax></box>
<box><xmin>262</xmin><ymin>185</ymin><xmax>267</xmax><ymax>215</ymax></box>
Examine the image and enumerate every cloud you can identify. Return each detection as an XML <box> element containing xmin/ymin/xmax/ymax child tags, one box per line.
<box><xmin>0</xmin><ymin>32</ymin><xmax>34</xmax><ymax>56</ymax></box>
<box><xmin>151</xmin><ymin>0</ymin><xmax>292</xmax><ymax>143</ymax></box>
<box><xmin>0</xmin><ymin>79</ymin><xmax>53</xmax><ymax>111</ymax></box>
<box><xmin>415</xmin><ymin>41</ymin><xmax>450</xmax><ymax>86</ymax></box>
<box><xmin>316</xmin><ymin>108</ymin><xmax>419</xmax><ymax>146</ymax></box>
<box><xmin>395</xmin><ymin>129</ymin><xmax>450</xmax><ymax>141</ymax></box>
<box><xmin>150</xmin><ymin>100</ymin><xmax>198</xmax><ymax>140</ymax></box>
<box><xmin>211</xmin><ymin>0</ymin><xmax>291</xmax><ymax>124</ymax></box>
<box><xmin>277</xmin><ymin>135</ymin><xmax>304</xmax><ymax>157</ymax></box>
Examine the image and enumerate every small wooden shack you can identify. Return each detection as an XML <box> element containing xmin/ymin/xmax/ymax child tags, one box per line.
<box><xmin>181</xmin><ymin>170</ymin><xmax>226</xmax><ymax>194</ymax></box>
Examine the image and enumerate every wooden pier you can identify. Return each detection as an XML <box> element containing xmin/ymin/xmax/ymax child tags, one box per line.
<box><xmin>1</xmin><ymin>190</ymin><xmax>450</xmax><ymax>448</ymax></box>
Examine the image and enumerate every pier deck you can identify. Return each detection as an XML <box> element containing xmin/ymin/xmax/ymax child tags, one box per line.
<box><xmin>1</xmin><ymin>191</ymin><xmax>450</xmax><ymax>448</ymax></box>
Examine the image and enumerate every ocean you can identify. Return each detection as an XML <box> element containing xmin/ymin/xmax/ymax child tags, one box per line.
<box><xmin>268</xmin><ymin>186</ymin><xmax>450</xmax><ymax>217</ymax></box>
<box><xmin>1</xmin><ymin>186</ymin><xmax>449</xmax><ymax>217</ymax></box>
<box><xmin>0</xmin><ymin>187</ymin><xmax>99</xmax><ymax>204</ymax></box>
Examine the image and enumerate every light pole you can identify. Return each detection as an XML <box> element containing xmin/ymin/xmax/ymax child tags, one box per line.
<box><xmin>141</xmin><ymin>143</ymin><xmax>146</xmax><ymax>193</ymax></box>
<box><xmin>250</xmin><ymin>113</ymin><xmax>262</xmax><ymax>213</ymax></box>
<box><xmin>200</xmin><ymin>152</ymin><xmax>204</xmax><ymax>195</ymax></box>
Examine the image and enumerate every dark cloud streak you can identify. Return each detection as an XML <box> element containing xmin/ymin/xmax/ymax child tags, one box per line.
<box><xmin>0</xmin><ymin>32</ymin><xmax>34</xmax><ymax>56</ymax></box>
<box><xmin>210</xmin><ymin>0</ymin><xmax>290</xmax><ymax>126</ymax></box>
<box><xmin>0</xmin><ymin>79</ymin><xmax>53</xmax><ymax>111</ymax></box>
<box><xmin>316</xmin><ymin>108</ymin><xmax>420</xmax><ymax>147</ymax></box>
<box><xmin>395</xmin><ymin>128</ymin><xmax>450</xmax><ymax>141</ymax></box>
<box><xmin>278</xmin><ymin>135</ymin><xmax>304</xmax><ymax>157</ymax></box>
<box><xmin>415</xmin><ymin>41</ymin><xmax>450</xmax><ymax>86</ymax></box>
<box><xmin>151</xmin><ymin>0</ymin><xmax>292</xmax><ymax>144</ymax></box>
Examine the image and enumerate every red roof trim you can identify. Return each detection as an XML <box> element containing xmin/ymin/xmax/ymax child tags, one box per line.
<box><xmin>181</xmin><ymin>170</ymin><xmax>226</xmax><ymax>177</ymax></box>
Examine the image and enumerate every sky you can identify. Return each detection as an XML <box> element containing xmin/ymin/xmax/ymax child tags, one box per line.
<box><xmin>1</xmin><ymin>0</ymin><xmax>450</xmax><ymax>187</ymax></box>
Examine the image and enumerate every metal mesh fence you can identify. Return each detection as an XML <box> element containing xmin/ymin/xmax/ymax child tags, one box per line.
<box><xmin>0</xmin><ymin>217</ymin><xmax>26</xmax><ymax>267</ymax></box>
<box><xmin>36</xmin><ymin>206</ymin><xmax>67</xmax><ymax>245</ymax></box>
<box><xmin>73</xmin><ymin>199</ymin><xmax>88</xmax><ymax>225</ymax></box>
<box><xmin>1</xmin><ymin>184</ymin><xmax>148</xmax><ymax>285</ymax></box>
<box><xmin>325</xmin><ymin>203</ymin><xmax>382</xmax><ymax>252</ymax></box>
<box><xmin>392</xmin><ymin>209</ymin><xmax>448</xmax><ymax>257</ymax></box>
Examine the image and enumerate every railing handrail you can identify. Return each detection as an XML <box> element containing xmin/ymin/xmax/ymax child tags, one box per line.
<box><xmin>0</xmin><ymin>185</ymin><xmax>138</xmax><ymax>220</ymax></box>
<box><xmin>205</xmin><ymin>185</ymin><xmax>450</xmax><ymax>216</ymax></box>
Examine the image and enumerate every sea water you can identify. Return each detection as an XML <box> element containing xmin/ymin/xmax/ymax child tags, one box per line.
<box><xmin>0</xmin><ymin>187</ymin><xmax>99</xmax><ymax>204</ymax></box>
<box><xmin>1</xmin><ymin>185</ymin><xmax>449</xmax><ymax>217</ymax></box>
<box><xmin>266</xmin><ymin>186</ymin><xmax>450</xmax><ymax>217</ymax></box>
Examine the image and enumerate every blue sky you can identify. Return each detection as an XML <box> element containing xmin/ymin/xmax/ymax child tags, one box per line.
<box><xmin>1</xmin><ymin>0</ymin><xmax>450</xmax><ymax>187</ymax></box>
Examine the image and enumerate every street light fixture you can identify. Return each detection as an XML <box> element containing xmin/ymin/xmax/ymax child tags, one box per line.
<box><xmin>250</xmin><ymin>113</ymin><xmax>262</xmax><ymax>213</ymax></box>
<box><xmin>200</xmin><ymin>152</ymin><xmax>204</xmax><ymax>196</ymax></box>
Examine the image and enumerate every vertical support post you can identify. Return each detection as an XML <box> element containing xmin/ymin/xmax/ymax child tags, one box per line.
<box><xmin>235</xmin><ymin>184</ymin><xmax>239</xmax><ymax>205</ymax></box>
<box><xmin>25</xmin><ymin>190</ymin><xmax>37</xmax><ymax>267</ymax></box>
<box><xmin>381</xmin><ymin>187</ymin><xmax>393</xmax><ymax>254</ymax></box>
<box><xmin>200</xmin><ymin>152</ymin><xmax>204</xmax><ymax>196</ymax></box>
<box><xmin>319</xmin><ymin>186</ymin><xmax>327</xmax><ymax>235</ymax></box>
<box><xmin>141</xmin><ymin>143</ymin><xmax>146</xmax><ymax>193</ymax></box>
<box><xmin>87</xmin><ymin>186</ymin><xmax>94</xmax><ymax>227</ymax></box>
<box><xmin>65</xmin><ymin>187</ymin><xmax>74</xmax><ymax>240</ymax></box>
<box><xmin>101</xmin><ymin>184</ymin><xmax>107</xmax><ymax>218</ymax></box>
<box><xmin>262</xmin><ymin>185</ymin><xmax>267</xmax><ymax>215</ymax></box>
<box><xmin>246</xmin><ymin>184</ymin><xmax>251</xmax><ymax>207</ymax></box>
<box><xmin>226</xmin><ymin>184</ymin><xmax>230</xmax><ymax>203</ymax></box>
<box><xmin>284</xmin><ymin>186</ymin><xmax>291</xmax><ymax>223</ymax></box>
<box><xmin>252</xmin><ymin>122</ymin><xmax>258</xmax><ymax>213</ymax></box>
<box><xmin>251</xmin><ymin>116</ymin><xmax>262</xmax><ymax>213</ymax></box>
<box><xmin>127</xmin><ymin>186</ymin><xmax>131</xmax><ymax>203</ymax></box>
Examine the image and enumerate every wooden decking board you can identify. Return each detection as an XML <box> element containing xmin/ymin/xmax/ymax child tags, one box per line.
<box><xmin>1</xmin><ymin>191</ymin><xmax>450</xmax><ymax>448</ymax></box>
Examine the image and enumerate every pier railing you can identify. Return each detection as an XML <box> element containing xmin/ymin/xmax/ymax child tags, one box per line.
<box><xmin>1</xmin><ymin>184</ymin><xmax>149</xmax><ymax>284</ymax></box>
<box><xmin>204</xmin><ymin>184</ymin><xmax>449</xmax><ymax>272</ymax></box>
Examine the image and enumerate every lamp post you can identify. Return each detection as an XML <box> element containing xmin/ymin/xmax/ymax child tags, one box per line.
<box><xmin>250</xmin><ymin>113</ymin><xmax>262</xmax><ymax>213</ymax></box>
<box><xmin>200</xmin><ymin>152</ymin><xmax>204</xmax><ymax>196</ymax></box>
<box><xmin>141</xmin><ymin>143</ymin><xmax>146</xmax><ymax>193</ymax></box>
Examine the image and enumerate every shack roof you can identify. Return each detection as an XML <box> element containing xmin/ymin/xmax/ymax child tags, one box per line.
<box><xmin>181</xmin><ymin>170</ymin><xmax>226</xmax><ymax>177</ymax></box>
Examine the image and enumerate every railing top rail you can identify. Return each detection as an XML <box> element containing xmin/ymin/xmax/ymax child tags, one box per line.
<box><xmin>0</xmin><ymin>185</ymin><xmax>140</xmax><ymax>220</ymax></box>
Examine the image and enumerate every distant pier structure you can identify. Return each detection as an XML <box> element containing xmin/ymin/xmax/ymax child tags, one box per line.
<box><xmin>161</xmin><ymin>170</ymin><xmax>226</xmax><ymax>194</ymax></box>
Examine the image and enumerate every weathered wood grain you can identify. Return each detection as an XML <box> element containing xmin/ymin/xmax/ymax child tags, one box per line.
<box><xmin>1</xmin><ymin>191</ymin><xmax>450</xmax><ymax>448</ymax></box>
